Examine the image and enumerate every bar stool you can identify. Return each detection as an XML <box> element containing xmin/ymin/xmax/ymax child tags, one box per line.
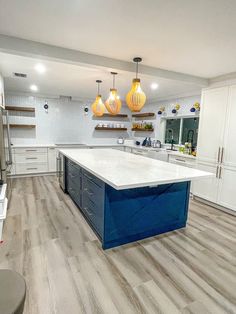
<box><xmin>0</xmin><ymin>269</ymin><xmax>26</xmax><ymax>314</ymax></box>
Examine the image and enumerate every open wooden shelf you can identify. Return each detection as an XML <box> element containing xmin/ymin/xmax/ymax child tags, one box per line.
<box><xmin>95</xmin><ymin>126</ymin><xmax>127</xmax><ymax>131</ymax></box>
<box><xmin>94</xmin><ymin>113</ymin><xmax>128</xmax><ymax>118</ymax></box>
<box><xmin>132</xmin><ymin>128</ymin><xmax>154</xmax><ymax>132</ymax></box>
<box><xmin>8</xmin><ymin>124</ymin><xmax>35</xmax><ymax>129</ymax></box>
<box><xmin>5</xmin><ymin>106</ymin><xmax>35</xmax><ymax>112</ymax></box>
<box><xmin>132</xmin><ymin>113</ymin><xmax>155</xmax><ymax>118</ymax></box>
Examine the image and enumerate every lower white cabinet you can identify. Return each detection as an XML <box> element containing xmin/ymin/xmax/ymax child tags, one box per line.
<box><xmin>12</xmin><ymin>146</ymin><xmax>50</xmax><ymax>175</ymax></box>
<box><xmin>193</xmin><ymin>163</ymin><xmax>236</xmax><ymax>212</ymax></box>
<box><xmin>15</xmin><ymin>163</ymin><xmax>48</xmax><ymax>174</ymax></box>
<box><xmin>217</xmin><ymin>167</ymin><xmax>236</xmax><ymax>211</ymax></box>
<box><xmin>193</xmin><ymin>163</ymin><xmax>218</xmax><ymax>203</ymax></box>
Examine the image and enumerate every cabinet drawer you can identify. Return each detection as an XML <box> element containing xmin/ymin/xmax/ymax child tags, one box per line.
<box><xmin>83</xmin><ymin>169</ymin><xmax>104</xmax><ymax>188</ymax></box>
<box><xmin>68</xmin><ymin>185</ymin><xmax>81</xmax><ymax>208</ymax></box>
<box><xmin>82</xmin><ymin>192</ymin><xmax>104</xmax><ymax>236</ymax></box>
<box><xmin>15</xmin><ymin>162</ymin><xmax>48</xmax><ymax>174</ymax></box>
<box><xmin>168</xmin><ymin>155</ymin><xmax>196</xmax><ymax>168</ymax></box>
<box><xmin>15</xmin><ymin>153</ymin><xmax>47</xmax><ymax>163</ymax></box>
<box><xmin>13</xmin><ymin>147</ymin><xmax>47</xmax><ymax>154</ymax></box>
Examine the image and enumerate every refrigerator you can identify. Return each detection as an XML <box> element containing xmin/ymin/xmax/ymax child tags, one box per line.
<box><xmin>0</xmin><ymin>108</ymin><xmax>13</xmax><ymax>199</ymax></box>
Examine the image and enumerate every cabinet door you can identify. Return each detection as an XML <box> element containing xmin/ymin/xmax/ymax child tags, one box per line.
<box><xmin>222</xmin><ymin>85</ymin><xmax>236</xmax><ymax>168</ymax></box>
<box><xmin>48</xmin><ymin>148</ymin><xmax>57</xmax><ymax>172</ymax></box>
<box><xmin>218</xmin><ymin>167</ymin><xmax>236</xmax><ymax>211</ymax></box>
<box><xmin>197</xmin><ymin>87</ymin><xmax>228</xmax><ymax>164</ymax></box>
<box><xmin>192</xmin><ymin>163</ymin><xmax>219</xmax><ymax>203</ymax></box>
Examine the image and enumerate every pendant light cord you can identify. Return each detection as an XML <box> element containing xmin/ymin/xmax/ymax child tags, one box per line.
<box><xmin>113</xmin><ymin>73</ymin><xmax>115</xmax><ymax>89</ymax></box>
<box><xmin>97</xmin><ymin>82</ymin><xmax>100</xmax><ymax>95</ymax></box>
<box><xmin>136</xmin><ymin>61</ymin><xmax>138</xmax><ymax>79</ymax></box>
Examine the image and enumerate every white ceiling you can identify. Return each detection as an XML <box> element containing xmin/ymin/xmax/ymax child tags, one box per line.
<box><xmin>0</xmin><ymin>0</ymin><xmax>236</xmax><ymax>78</ymax></box>
<box><xmin>0</xmin><ymin>52</ymin><xmax>201</xmax><ymax>101</ymax></box>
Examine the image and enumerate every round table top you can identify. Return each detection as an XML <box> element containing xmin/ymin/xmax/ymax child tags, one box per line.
<box><xmin>0</xmin><ymin>269</ymin><xmax>26</xmax><ymax>314</ymax></box>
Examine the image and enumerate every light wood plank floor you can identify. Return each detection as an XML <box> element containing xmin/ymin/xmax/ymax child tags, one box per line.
<box><xmin>0</xmin><ymin>176</ymin><xmax>236</xmax><ymax>314</ymax></box>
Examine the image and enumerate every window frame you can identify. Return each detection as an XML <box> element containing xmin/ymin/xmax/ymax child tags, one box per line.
<box><xmin>163</xmin><ymin>116</ymin><xmax>199</xmax><ymax>146</ymax></box>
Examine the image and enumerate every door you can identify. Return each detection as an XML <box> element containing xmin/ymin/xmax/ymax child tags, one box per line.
<box><xmin>197</xmin><ymin>87</ymin><xmax>228</xmax><ymax>164</ymax></box>
<box><xmin>193</xmin><ymin>162</ymin><xmax>219</xmax><ymax>203</ymax></box>
<box><xmin>222</xmin><ymin>85</ymin><xmax>236</xmax><ymax>168</ymax></box>
<box><xmin>217</xmin><ymin>167</ymin><xmax>236</xmax><ymax>211</ymax></box>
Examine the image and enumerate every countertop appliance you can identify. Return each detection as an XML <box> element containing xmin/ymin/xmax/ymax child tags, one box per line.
<box><xmin>117</xmin><ymin>137</ymin><xmax>124</xmax><ymax>144</ymax></box>
<box><xmin>0</xmin><ymin>108</ymin><xmax>13</xmax><ymax>199</ymax></box>
<box><xmin>57</xmin><ymin>152</ymin><xmax>66</xmax><ymax>191</ymax></box>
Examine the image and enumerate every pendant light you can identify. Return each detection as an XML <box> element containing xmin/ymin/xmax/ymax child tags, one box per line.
<box><xmin>91</xmin><ymin>80</ymin><xmax>105</xmax><ymax>117</ymax></box>
<box><xmin>126</xmin><ymin>57</ymin><xmax>146</xmax><ymax>112</ymax></box>
<box><xmin>105</xmin><ymin>72</ymin><xmax>122</xmax><ymax>115</ymax></box>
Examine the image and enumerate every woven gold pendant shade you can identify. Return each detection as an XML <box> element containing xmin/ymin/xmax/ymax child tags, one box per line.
<box><xmin>91</xmin><ymin>80</ymin><xmax>105</xmax><ymax>117</ymax></box>
<box><xmin>126</xmin><ymin>57</ymin><xmax>146</xmax><ymax>112</ymax></box>
<box><xmin>105</xmin><ymin>72</ymin><xmax>122</xmax><ymax>115</ymax></box>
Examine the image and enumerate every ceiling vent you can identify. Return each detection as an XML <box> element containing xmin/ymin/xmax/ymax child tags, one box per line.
<box><xmin>13</xmin><ymin>72</ymin><xmax>27</xmax><ymax>78</ymax></box>
<box><xmin>59</xmin><ymin>95</ymin><xmax>72</xmax><ymax>101</ymax></box>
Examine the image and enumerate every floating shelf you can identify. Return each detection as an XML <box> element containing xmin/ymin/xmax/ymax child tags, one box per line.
<box><xmin>132</xmin><ymin>113</ymin><xmax>155</xmax><ymax>118</ymax></box>
<box><xmin>5</xmin><ymin>106</ymin><xmax>35</xmax><ymax>112</ymax></box>
<box><xmin>132</xmin><ymin>128</ymin><xmax>154</xmax><ymax>132</ymax></box>
<box><xmin>8</xmin><ymin>124</ymin><xmax>35</xmax><ymax>129</ymax></box>
<box><xmin>94</xmin><ymin>113</ymin><xmax>128</xmax><ymax>118</ymax></box>
<box><xmin>95</xmin><ymin>127</ymin><xmax>127</xmax><ymax>131</ymax></box>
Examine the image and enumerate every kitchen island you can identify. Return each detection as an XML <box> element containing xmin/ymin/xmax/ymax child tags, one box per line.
<box><xmin>59</xmin><ymin>148</ymin><xmax>211</xmax><ymax>249</ymax></box>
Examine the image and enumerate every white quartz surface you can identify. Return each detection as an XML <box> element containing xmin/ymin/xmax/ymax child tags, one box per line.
<box><xmin>60</xmin><ymin>148</ymin><xmax>212</xmax><ymax>190</ymax></box>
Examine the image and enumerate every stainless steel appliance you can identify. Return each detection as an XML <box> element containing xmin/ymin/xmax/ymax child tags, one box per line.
<box><xmin>0</xmin><ymin>108</ymin><xmax>13</xmax><ymax>199</ymax></box>
<box><xmin>57</xmin><ymin>152</ymin><xmax>65</xmax><ymax>191</ymax></box>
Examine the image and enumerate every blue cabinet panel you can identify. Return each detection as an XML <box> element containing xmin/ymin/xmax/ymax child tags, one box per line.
<box><xmin>103</xmin><ymin>182</ymin><xmax>190</xmax><ymax>249</ymax></box>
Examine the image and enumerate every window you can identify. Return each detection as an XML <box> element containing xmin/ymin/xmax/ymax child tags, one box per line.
<box><xmin>164</xmin><ymin>117</ymin><xmax>199</xmax><ymax>147</ymax></box>
<box><xmin>165</xmin><ymin>119</ymin><xmax>181</xmax><ymax>144</ymax></box>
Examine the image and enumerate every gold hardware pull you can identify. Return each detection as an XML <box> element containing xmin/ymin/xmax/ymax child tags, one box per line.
<box><xmin>216</xmin><ymin>165</ymin><xmax>219</xmax><ymax>178</ymax></box>
<box><xmin>217</xmin><ymin>147</ymin><xmax>221</xmax><ymax>163</ymax></box>
<box><xmin>219</xmin><ymin>166</ymin><xmax>222</xmax><ymax>179</ymax></box>
<box><xmin>220</xmin><ymin>147</ymin><xmax>224</xmax><ymax>164</ymax></box>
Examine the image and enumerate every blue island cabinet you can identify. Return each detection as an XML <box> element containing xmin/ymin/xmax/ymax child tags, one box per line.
<box><xmin>65</xmin><ymin>158</ymin><xmax>190</xmax><ymax>249</ymax></box>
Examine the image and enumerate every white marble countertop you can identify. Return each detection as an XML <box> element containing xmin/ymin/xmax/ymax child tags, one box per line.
<box><xmin>60</xmin><ymin>148</ymin><xmax>211</xmax><ymax>190</ymax></box>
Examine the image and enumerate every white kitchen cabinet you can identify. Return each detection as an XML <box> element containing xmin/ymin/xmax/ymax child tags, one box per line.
<box><xmin>48</xmin><ymin>147</ymin><xmax>57</xmax><ymax>172</ymax></box>
<box><xmin>222</xmin><ymin>85</ymin><xmax>236</xmax><ymax>168</ymax></box>
<box><xmin>194</xmin><ymin>85</ymin><xmax>236</xmax><ymax>212</ymax></box>
<box><xmin>12</xmin><ymin>146</ymin><xmax>49</xmax><ymax>175</ymax></box>
<box><xmin>15</xmin><ymin>163</ymin><xmax>48</xmax><ymax>174</ymax></box>
<box><xmin>148</xmin><ymin>150</ymin><xmax>168</xmax><ymax>162</ymax></box>
<box><xmin>197</xmin><ymin>87</ymin><xmax>228</xmax><ymax>164</ymax></box>
<box><xmin>193</xmin><ymin>163</ymin><xmax>218</xmax><ymax>203</ymax></box>
<box><xmin>217</xmin><ymin>167</ymin><xmax>236</xmax><ymax>211</ymax></box>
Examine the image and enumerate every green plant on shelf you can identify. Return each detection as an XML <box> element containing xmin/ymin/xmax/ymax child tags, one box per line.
<box><xmin>144</xmin><ymin>123</ymin><xmax>153</xmax><ymax>130</ymax></box>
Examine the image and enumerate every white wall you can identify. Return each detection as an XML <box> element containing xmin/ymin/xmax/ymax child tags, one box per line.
<box><xmin>5</xmin><ymin>94</ymin><xmax>132</xmax><ymax>145</ymax></box>
<box><xmin>5</xmin><ymin>93</ymin><xmax>200</xmax><ymax>146</ymax></box>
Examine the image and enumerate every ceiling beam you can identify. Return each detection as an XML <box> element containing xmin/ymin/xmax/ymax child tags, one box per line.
<box><xmin>0</xmin><ymin>34</ymin><xmax>208</xmax><ymax>86</ymax></box>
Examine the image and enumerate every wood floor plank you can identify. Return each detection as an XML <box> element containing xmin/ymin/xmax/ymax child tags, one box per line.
<box><xmin>0</xmin><ymin>175</ymin><xmax>236</xmax><ymax>314</ymax></box>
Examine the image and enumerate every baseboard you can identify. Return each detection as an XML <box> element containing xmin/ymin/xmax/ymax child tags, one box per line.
<box><xmin>193</xmin><ymin>196</ymin><xmax>236</xmax><ymax>217</ymax></box>
<box><xmin>10</xmin><ymin>172</ymin><xmax>57</xmax><ymax>178</ymax></box>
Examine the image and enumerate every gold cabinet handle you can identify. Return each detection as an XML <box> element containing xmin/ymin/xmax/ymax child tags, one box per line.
<box><xmin>217</xmin><ymin>147</ymin><xmax>221</xmax><ymax>163</ymax></box>
<box><xmin>216</xmin><ymin>165</ymin><xmax>219</xmax><ymax>178</ymax></box>
<box><xmin>219</xmin><ymin>166</ymin><xmax>222</xmax><ymax>179</ymax></box>
<box><xmin>220</xmin><ymin>147</ymin><xmax>224</xmax><ymax>164</ymax></box>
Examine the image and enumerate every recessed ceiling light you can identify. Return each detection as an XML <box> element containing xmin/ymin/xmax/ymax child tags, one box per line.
<box><xmin>35</xmin><ymin>63</ymin><xmax>46</xmax><ymax>73</ymax></box>
<box><xmin>30</xmin><ymin>84</ymin><xmax>38</xmax><ymax>92</ymax></box>
<box><xmin>151</xmin><ymin>83</ymin><xmax>159</xmax><ymax>90</ymax></box>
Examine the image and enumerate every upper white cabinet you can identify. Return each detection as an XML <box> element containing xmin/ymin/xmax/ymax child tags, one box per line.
<box><xmin>222</xmin><ymin>85</ymin><xmax>236</xmax><ymax>168</ymax></box>
<box><xmin>197</xmin><ymin>87</ymin><xmax>228</xmax><ymax>165</ymax></box>
<box><xmin>194</xmin><ymin>85</ymin><xmax>236</xmax><ymax>211</ymax></box>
